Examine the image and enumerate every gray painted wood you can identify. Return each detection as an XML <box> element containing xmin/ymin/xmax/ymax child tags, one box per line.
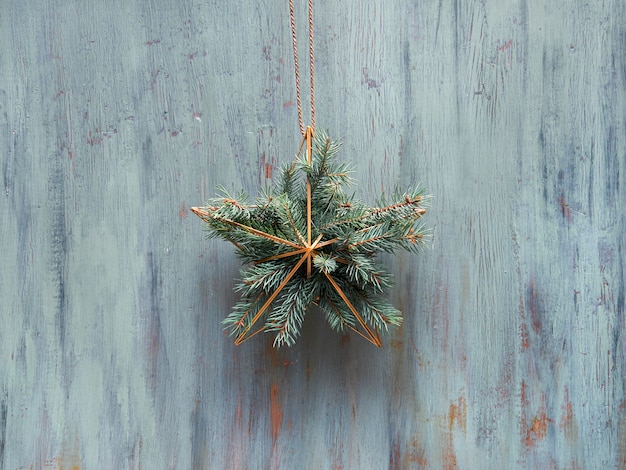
<box><xmin>1</xmin><ymin>0</ymin><xmax>624</xmax><ymax>468</ymax></box>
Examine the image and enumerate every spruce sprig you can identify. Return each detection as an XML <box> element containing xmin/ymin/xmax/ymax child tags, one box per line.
<box><xmin>192</xmin><ymin>130</ymin><xmax>430</xmax><ymax>347</ymax></box>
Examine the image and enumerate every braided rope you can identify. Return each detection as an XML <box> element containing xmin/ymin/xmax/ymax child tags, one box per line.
<box><xmin>289</xmin><ymin>0</ymin><xmax>316</xmax><ymax>136</ymax></box>
<box><xmin>308</xmin><ymin>0</ymin><xmax>315</xmax><ymax>132</ymax></box>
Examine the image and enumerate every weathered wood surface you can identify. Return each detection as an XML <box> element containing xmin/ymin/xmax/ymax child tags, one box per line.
<box><xmin>1</xmin><ymin>0</ymin><xmax>624</xmax><ymax>468</ymax></box>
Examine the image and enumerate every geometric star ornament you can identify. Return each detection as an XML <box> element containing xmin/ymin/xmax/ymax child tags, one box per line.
<box><xmin>191</xmin><ymin>127</ymin><xmax>429</xmax><ymax>348</ymax></box>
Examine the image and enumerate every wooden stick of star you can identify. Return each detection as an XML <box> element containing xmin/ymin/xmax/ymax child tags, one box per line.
<box><xmin>190</xmin><ymin>207</ymin><xmax>301</xmax><ymax>249</ymax></box>
<box><xmin>305</xmin><ymin>126</ymin><xmax>313</xmax><ymax>277</ymax></box>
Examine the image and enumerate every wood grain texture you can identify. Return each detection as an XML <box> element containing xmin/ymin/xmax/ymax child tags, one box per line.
<box><xmin>1</xmin><ymin>0</ymin><xmax>624</xmax><ymax>468</ymax></box>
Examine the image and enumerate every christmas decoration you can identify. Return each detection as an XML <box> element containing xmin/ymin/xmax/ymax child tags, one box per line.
<box><xmin>191</xmin><ymin>128</ymin><xmax>429</xmax><ymax>347</ymax></box>
<box><xmin>192</xmin><ymin>0</ymin><xmax>430</xmax><ymax>347</ymax></box>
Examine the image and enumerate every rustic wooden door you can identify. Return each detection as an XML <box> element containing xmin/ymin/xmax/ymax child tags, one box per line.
<box><xmin>2</xmin><ymin>0</ymin><xmax>624</xmax><ymax>468</ymax></box>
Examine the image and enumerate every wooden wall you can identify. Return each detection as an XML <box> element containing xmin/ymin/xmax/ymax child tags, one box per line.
<box><xmin>1</xmin><ymin>0</ymin><xmax>624</xmax><ymax>468</ymax></box>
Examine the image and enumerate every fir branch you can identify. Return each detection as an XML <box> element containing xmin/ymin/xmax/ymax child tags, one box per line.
<box><xmin>265</xmin><ymin>276</ymin><xmax>315</xmax><ymax>347</ymax></box>
<box><xmin>318</xmin><ymin>294</ymin><xmax>356</xmax><ymax>332</ymax></box>
<box><xmin>312</xmin><ymin>252</ymin><xmax>338</xmax><ymax>274</ymax></box>
<box><xmin>222</xmin><ymin>293</ymin><xmax>267</xmax><ymax>338</ymax></box>
<box><xmin>274</xmin><ymin>194</ymin><xmax>307</xmax><ymax>245</ymax></box>
<box><xmin>235</xmin><ymin>262</ymin><xmax>292</xmax><ymax>297</ymax></box>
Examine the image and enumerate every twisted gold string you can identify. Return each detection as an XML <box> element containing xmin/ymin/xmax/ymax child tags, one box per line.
<box><xmin>289</xmin><ymin>0</ymin><xmax>316</xmax><ymax>136</ymax></box>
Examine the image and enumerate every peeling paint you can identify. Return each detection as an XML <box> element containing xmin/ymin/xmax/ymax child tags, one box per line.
<box><xmin>448</xmin><ymin>396</ymin><xmax>467</xmax><ymax>434</ymax></box>
<box><xmin>179</xmin><ymin>202</ymin><xmax>188</xmax><ymax>219</ymax></box>
<box><xmin>270</xmin><ymin>383</ymin><xmax>283</xmax><ymax>442</ymax></box>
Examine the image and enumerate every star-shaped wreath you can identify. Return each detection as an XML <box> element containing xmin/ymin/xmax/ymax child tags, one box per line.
<box><xmin>192</xmin><ymin>128</ymin><xmax>429</xmax><ymax>347</ymax></box>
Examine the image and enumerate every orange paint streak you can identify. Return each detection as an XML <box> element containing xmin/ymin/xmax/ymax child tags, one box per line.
<box><xmin>179</xmin><ymin>202</ymin><xmax>188</xmax><ymax>219</ymax></box>
<box><xmin>559</xmin><ymin>195</ymin><xmax>573</xmax><ymax>222</ymax></box>
<box><xmin>520</xmin><ymin>387</ymin><xmax>552</xmax><ymax>447</ymax></box>
<box><xmin>519</xmin><ymin>380</ymin><xmax>529</xmax><ymax>445</ymax></box>
<box><xmin>266</xmin><ymin>342</ymin><xmax>293</xmax><ymax>368</ymax></box>
<box><xmin>270</xmin><ymin>383</ymin><xmax>283</xmax><ymax>441</ymax></box>
<box><xmin>497</xmin><ymin>39</ymin><xmax>513</xmax><ymax>69</ymax></box>
<box><xmin>130</xmin><ymin>435</ymin><xmax>143</xmax><ymax>469</ymax></box>
<box><xmin>524</xmin><ymin>411</ymin><xmax>549</xmax><ymax>446</ymax></box>
<box><xmin>448</xmin><ymin>397</ymin><xmax>467</xmax><ymax>434</ymax></box>
<box><xmin>527</xmin><ymin>279</ymin><xmax>542</xmax><ymax>334</ymax></box>
<box><xmin>497</xmin><ymin>39</ymin><xmax>512</xmax><ymax>52</ymax></box>
<box><xmin>265</xmin><ymin>163</ymin><xmax>273</xmax><ymax>179</ymax></box>
<box><xmin>560</xmin><ymin>401</ymin><xmax>573</xmax><ymax>429</ymax></box>
<box><xmin>235</xmin><ymin>395</ymin><xmax>243</xmax><ymax>428</ymax></box>
<box><xmin>48</xmin><ymin>434</ymin><xmax>82</xmax><ymax>470</ymax></box>
<box><xmin>618</xmin><ymin>399</ymin><xmax>626</xmax><ymax>467</ymax></box>
<box><xmin>560</xmin><ymin>389</ymin><xmax>578</xmax><ymax>443</ymax></box>
<box><xmin>409</xmin><ymin>338</ymin><xmax>426</xmax><ymax>370</ymax></box>
<box><xmin>443</xmin><ymin>437</ymin><xmax>458</xmax><ymax>470</ymax></box>
<box><xmin>390</xmin><ymin>437</ymin><xmax>401</xmax><ymax>470</ymax></box>
<box><xmin>520</xmin><ymin>322</ymin><xmax>529</xmax><ymax>349</ymax></box>
<box><xmin>404</xmin><ymin>436</ymin><xmax>428</xmax><ymax>467</ymax></box>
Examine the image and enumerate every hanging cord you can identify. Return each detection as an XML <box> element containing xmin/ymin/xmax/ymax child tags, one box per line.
<box><xmin>289</xmin><ymin>0</ymin><xmax>316</xmax><ymax>136</ymax></box>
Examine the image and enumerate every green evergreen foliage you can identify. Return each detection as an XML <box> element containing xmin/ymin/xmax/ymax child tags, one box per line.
<box><xmin>194</xmin><ymin>130</ymin><xmax>429</xmax><ymax>347</ymax></box>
